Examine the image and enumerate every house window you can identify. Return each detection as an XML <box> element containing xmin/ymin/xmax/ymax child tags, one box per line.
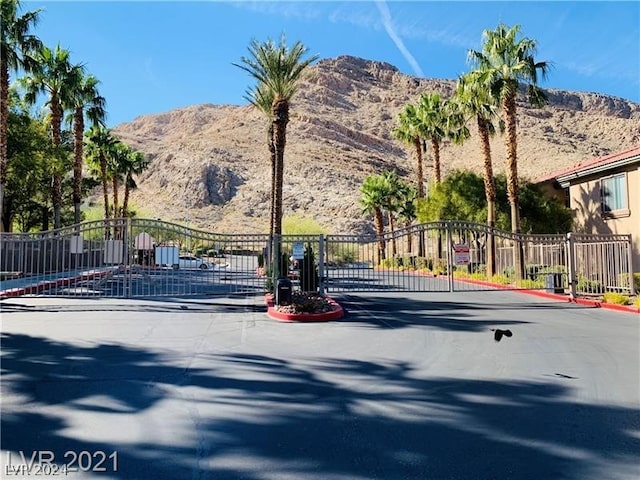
<box><xmin>601</xmin><ymin>173</ymin><xmax>627</xmax><ymax>213</ymax></box>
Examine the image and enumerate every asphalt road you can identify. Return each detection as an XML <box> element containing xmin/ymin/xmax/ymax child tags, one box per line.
<box><xmin>1</xmin><ymin>290</ymin><xmax>638</xmax><ymax>480</ymax></box>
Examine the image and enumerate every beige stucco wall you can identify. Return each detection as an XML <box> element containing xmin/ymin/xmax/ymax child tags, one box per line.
<box><xmin>568</xmin><ymin>164</ymin><xmax>640</xmax><ymax>271</ymax></box>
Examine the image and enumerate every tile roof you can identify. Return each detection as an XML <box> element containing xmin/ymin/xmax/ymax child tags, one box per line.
<box><xmin>536</xmin><ymin>146</ymin><xmax>640</xmax><ymax>184</ymax></box>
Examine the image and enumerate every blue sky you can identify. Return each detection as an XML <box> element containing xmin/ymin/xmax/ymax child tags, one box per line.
<box><xmin>24</xmin><ymin>1</ymin><xmax>640</xmax><ymax>127</ymax></box>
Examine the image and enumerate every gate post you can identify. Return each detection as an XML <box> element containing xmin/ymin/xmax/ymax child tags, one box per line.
<box><xmin>318</xmin><ymin>234</ymin><xmax>325</xmax><ymax>295</ymax></box>
<box><xmin>566</xmin><ymin>232</ymin><xmax>577</xmax><ymax>299</ymax></box>
<box><xmin>626</xmin><ymin>234</ymin><xmax>635</xmax><ymax>296</ymax></box>
<box><xmin>446</xmin><ymin>222</ymin><xmax>454</xmax><ymax>292</ymax></box>
<box><xmin>124</xmin><ymin>217</ymin><xmax>132</xmax><ymax>299</ymax></box>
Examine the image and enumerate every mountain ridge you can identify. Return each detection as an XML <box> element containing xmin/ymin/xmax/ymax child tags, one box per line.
<box><xmin>112</xmin><ymin>55</ymin><xmax>640</xmax><ymax>234</ymax></box>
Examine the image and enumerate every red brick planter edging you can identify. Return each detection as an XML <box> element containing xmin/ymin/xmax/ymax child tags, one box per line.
<box><xmin>264</xmin><ymin>294</ymin><xmax>344</xmax><ymax>322</ymax></box>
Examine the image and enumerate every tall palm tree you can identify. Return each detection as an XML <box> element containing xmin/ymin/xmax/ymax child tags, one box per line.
<box><xmin>85</xmin><ymin>125</ymin><xmax>117</xmax><ymax>227</ymax></box>
<box><xmin>108</xmin><ymin>140</ymin><xmax>129</xmax><ymax>218</ymax></box>
<box><xmin>21</xmin><ymin>44</ymin><xmax>77</xmax><ymax>229</ymax></box>
<box><xmin>396</xmin><ymin>184</ymin><xmax>417</xmax><ymax>253</ymax></box>
<box><xmin>121</xmin><ymin>149</ymin><xmax>148</xmax><ymax>218</ymax></box>
<box><xmin>245</xmin><ymin>82</ymin><xmax>276</xmax><ymax>236</ymax></box>
<box><xmin>393</xmin><ymin>103</ymin><xmax>425</xmax><ymax>199</ymax></box>
<box><xmin>360</xmin><ymin>174</ymin><xmax>387</xmax><ymax>263</ymax></box>
<box><xmin>455</xmin><ymin>70</ymin><xmax>503</xmax><ymax>277</ymax></box>
<box><xmin>380</xmin><ymin>170</ymin><xmax>405</xmax><ymax>257</ymax></box>
<box><xmin>67</xmin><ymin>71</ymin><xmax>106</xmax><ymax>224</ymax></box>
<box><xmin>0</xmin><ymin>0</ymin><xmax>42</xmax><ymax>230</ymax></box>
<box><xmin>235</xmin><ymin>35</ymin><xmax>317</xmax><ymax>238</ymax></box>
<box><xmin>468</xmin><ymin>23</ymin><xmax>550</xmax><ymax>279</ymax></box>
<box><xmin>416</xmin><ymin>92</ymin><xmax>447</xmax><ymax>185</ymax></box>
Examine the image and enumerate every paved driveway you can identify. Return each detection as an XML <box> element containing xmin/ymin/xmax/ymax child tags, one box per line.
<box><xmin>1</xmin><ymin>291</ymin><xmax>638</xmax><ymax>480</ymax></box>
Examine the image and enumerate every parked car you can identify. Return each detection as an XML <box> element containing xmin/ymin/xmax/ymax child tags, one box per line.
<box><xmin>178</xmin><ymin>255</ymin><xmax>214</xmax><ymax>270</ymax></box>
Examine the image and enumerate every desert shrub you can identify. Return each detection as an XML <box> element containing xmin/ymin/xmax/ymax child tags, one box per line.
<box><xmin>602</xmin><ymin>292</ymin><xmax>631</xmax><ymax>305</ymax></box>
<box><xmin>491</xmin><ymin>274</ymin><xmax>512</xmax><ymax>285</ymax></box>
<box><xmin>416</xmin><ymin>257</ymin><xmax>433</xmax><ymax>271</ymax></box>
<box><xmin>577</xmin><ymin>276</ymin><xmax>604</xmax><ymax>294</ymax></box>
<box><xmin>433</xmin><ymin>260</ymin><xmax>448</xmax><ymax>275</ymax></box>
<box><xmin>299</xmin><ymin>244</ymin><xmax>319</xmax><ymax>292</ymax></box>
<box><xmin>517</xmin><ymin>279</ymin><xmax>545</xmax><ymax>289</ymax></box>
<box><xmin>283</xmin><ymin>214</ymin><xmax>327</xmax><ymax>235</ymax></box>
<box><xmin>328</xmin><ymin>243</ymin><xmax>359</xmax><ymax>265</ymax></box>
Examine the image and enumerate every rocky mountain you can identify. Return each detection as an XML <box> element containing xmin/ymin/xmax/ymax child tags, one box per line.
<box><xmin>112</xmin><ymin>55</ymin><xmax>640</xmax><ymax>235</ymax></box>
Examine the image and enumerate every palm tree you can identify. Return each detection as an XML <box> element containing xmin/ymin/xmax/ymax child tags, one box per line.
<box><xmin>468</xmin><ymin>23</ymin><xmax>550</xmax><ymax>279</ymax></box>
<box><xmin>393</xmin><ymin>103</ymin><xmax>425</xmax><ymax>199</ymax></box>
<box><xmin>234</xmin><ymin>35</ymin><xmax>318</xmax><ymax>238</ymax></box>
<box><xmin>380</xmin><ymin>170</ymin><xmax>405</xmax><ymax>257</ymax></box>
<box><xmin>0</xmin><ymin>0</ymin><xmax>42</xmax><ymax>230</ymax></box>
<box><xmin>21</xmin><ymin>44</ymin><xmax>77</xmax><ymax>229</ymax></box>
<box><xmin>416</xmin><ymin>93</ymin><xmax>449</xmax><ymax>185</ymax></box>
<box><xmin>108</xmin><ymin>140</ymin><xmax>129</xmax><ymax>218</ymax></box>
<box><xmin>361</xmin><ymin>174</ymin><xmax>389</xmax><ymax>263</ymax></box>
<box><xmin>67</xmin><ymin>71</ymin><xmax>106</xmax><ymax>224</ymax></box>
<box><xmin>396</xmin><ymin>184</ymin><xmax>417</xmax><ymax>254</ymax></box>
<box><xmin>85</xmin><ymin>125</ymin><xmax>117</xmax><ymax>233</ymax></box>
<box><xmin>455</xmin><ymin>70</ymin><xmax>503</xmax><ymax>277</ymax></box>
<box><xmin>121</xmin><ymin>149</ymin><xmax>148</xmax><ymax>218</ymax></box>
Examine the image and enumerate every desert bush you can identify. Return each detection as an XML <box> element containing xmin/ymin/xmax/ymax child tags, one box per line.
<box><xmin>517</xmin><ymin>279</ymin><xmax>545</xmax><ymax>289</ymax></box>
<box><xmin>491</xmin><ymin>274</ymin><xmax>511</xmax><ymax>285</ymax></box>
<box><xmin>577</xmin><ymin>275</ymin><xmax>604</xmax><ymax>294</ymax></box>
<box><xmin>602</xmin><ymin>292</ymin><xmax>631</xmax><ymax>305</ymax></box>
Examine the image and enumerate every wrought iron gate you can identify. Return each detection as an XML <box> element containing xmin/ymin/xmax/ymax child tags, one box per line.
<box><xmin>0</xmin><ymin>219</ymin><xmax>635</xmax><ymax>298</ymax></box>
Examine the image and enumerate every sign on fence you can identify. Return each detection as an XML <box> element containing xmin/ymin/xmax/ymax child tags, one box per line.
<box><xmin>454</xmin><ymin>244</ymin><xmax>470</xmax><ymax>265</ymax></box>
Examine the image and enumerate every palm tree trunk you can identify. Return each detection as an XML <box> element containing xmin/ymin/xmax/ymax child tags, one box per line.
<box><xmin>0</xmin><ymin>61</ymin><xmax>9</xmax><ymax>232</ymax></box>
<box><xmin>123</xmin><ymin>181</ymin><xmax>130</xmax><ymax>218</ymax></box>
<box><xmin>503</xmin><ymin>89</ymin><xmax>524</xmax><ymax>281</ymax></box>
<box><xmin>388</xmin><ymin>211</ymin><xmax>397</xmax><ymax>256</ymax></box>
<box><xmin>50</xmin><ymin>97</ymin><xmax>63</xmax><ymax>230</ymax></box>
<box><xmin>272</xmin><ymin>98</ymin><xmax>288</xmax><ymax>237</ymax></box>
<box><xmin>73</xmin><ymin>107</ymin><xmax>84</xmax><ymax>225</ymax></box>
<box><xmin>478</xmin><ymin>116</ymin><xmax>496</xmax><ymax>278</ymax></box>
<box><xmin>268</xmin><ymin>122</ymin><xmax>276</xmax><ymax>237</ymax></box>
<box><xmin>413</xmin><ymin>136</ymin><xmax>424</xmax><ymax>198</ymax></box>
<box><xmin>374</xmin><ymin>207</ymin><xmax>386</xmax><ymax>263</ymax></box>
<box><xmin>112</xmin><ymin>176</ymin><xmax>119</xmax><ymax>219</ymax></box>
<box><xmin>99</xmin><ymin>151</ymin><xmax>110</xmax><ymax>238</ymax></box>
<box><xmin>431</xmin><ymin>137</ymin><xmax>441</xmax><ymax>185</ymax></box>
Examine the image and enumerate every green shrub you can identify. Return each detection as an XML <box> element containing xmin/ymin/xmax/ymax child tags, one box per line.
<box><xmin>283</xmin><ymin>214</ymin><xmax>327</xmax><ymax>235</ymax></box>
<box><xmin>635</xmin><ymin>296</ymin><xmax>640</xmax><ymax>307</ymax></box>
<box><xmin>491</xmin><ymin>274</ymin><xmax>511</xmax><ymax>285</ymax></box>
<box><xmin>433</xmin><ymin>260</ymin><xmax>448</xmax><ymax>275</ymax></box>
<box><xmin>299</xmin><ymin>243</ymin><xmax>319</xmax><ymax>292</ymax></box>
<box><xmin>577</xmin><ymin>276</ymin><xmax>604</xmax><ymax>294</ymax></box>
<box><xmin>602</xmin><ymin>292</ymin><xmax>631</xmax><ymax>305</ymax></box>
<box><xmin>517</xmin><ymin>279</ymin><xmax>544</xmax><ymax>289</ymax></box>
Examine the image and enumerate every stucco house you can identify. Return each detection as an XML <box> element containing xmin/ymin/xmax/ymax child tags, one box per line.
<box><xmin>537</xmin><ymin>146</ymin><xmax>640</xmax><ymax>272</ymax></box>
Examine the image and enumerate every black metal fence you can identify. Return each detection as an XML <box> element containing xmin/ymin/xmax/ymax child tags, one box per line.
<box><xmin>0</xmin><ymin>219</ymin><xmax>635</xmax><ymax>298</ymax></box>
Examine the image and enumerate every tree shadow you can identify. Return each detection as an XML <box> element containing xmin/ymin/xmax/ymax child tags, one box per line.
<box><xmin>334</xmin><ymin>294</ymin><xmax>538</xmax><ymax>331</ymax></box>
<box><xmin>2</xmin><ymin>334</ymin><xmax>638</xmax><ymax>480</ymax></box>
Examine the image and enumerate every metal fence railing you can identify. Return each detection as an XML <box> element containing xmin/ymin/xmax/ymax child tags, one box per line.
<box><xmin>0</xmin><ymin>219</ymin><xmax>635</xmax><ymax>298</ymax></box>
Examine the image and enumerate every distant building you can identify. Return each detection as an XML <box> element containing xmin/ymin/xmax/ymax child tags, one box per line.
<box><xmin>536</xmin><ymin>146</ymin><xmax>640</xmax><ymax>271</ymax></box>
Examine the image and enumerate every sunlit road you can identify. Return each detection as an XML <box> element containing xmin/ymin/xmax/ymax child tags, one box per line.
<box><xmin>1</xmin><ymin>290</ymin><xmax>638</xmax><ymax>479</ymax></box>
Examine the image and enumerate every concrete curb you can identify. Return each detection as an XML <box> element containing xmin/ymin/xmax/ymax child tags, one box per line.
<box><xmin>0</xmin><ymin>270</ymin><xmax>113</xmax><ymax>298</ymax></box>
<box><xmin>264</xmin><ymin>294</ymin><xmax>344</xmax><ymax>322</ymax></box>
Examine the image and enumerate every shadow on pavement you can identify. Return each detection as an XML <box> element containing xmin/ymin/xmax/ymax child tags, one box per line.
<box><xmin>2</xmin><ymin>333</ymin><xmax>638</xmax><ymax>480</ymax></box>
